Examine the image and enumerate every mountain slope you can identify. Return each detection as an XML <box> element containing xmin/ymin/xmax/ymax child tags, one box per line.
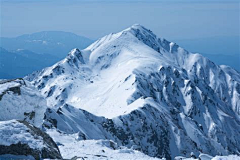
<box><xmin>27</xmin><ymin>24</ymin><xmax>240</xmax><ymax>159</ymax></box>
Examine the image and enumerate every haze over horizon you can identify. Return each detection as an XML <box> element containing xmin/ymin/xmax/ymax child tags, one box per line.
<box><xmin>1</xmin><ymin>0</ymin><xmax>239</xmax><ymax>40</ymax></box>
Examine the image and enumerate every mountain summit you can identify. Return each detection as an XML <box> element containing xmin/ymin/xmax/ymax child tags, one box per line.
<box><xmin>22</xmin><ymin>25</ymin><xmax>240</xmax><ymax>159</ymax></box>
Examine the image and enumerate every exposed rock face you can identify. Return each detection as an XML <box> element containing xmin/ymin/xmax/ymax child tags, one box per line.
<box><xmin>0</xmin><ymin>78</ymin><xmax>23</xmax><ymax>101</ymax></box>
<box><xmin>0</xmin><ymin>120</ymin><xmax>62</xmax><ymax>160</ymax></box>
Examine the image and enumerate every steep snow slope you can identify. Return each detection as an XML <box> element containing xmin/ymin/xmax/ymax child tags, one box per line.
<box><xmin>0</xmin><ymin>79</ymin><xmax>46</xmax><ymax>127</ymax></box>
<box><xmin>28</xmin><ymin>24</ymin><xmax>240</xmax><ymax>159</ymax></box>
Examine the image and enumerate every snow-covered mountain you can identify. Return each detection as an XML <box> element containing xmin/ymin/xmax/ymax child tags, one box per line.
<box><xmin>1</xmin><ymin>24</ymin><xmax>240</xmax><ymax>159</ymax></box>
<box><xmin>25</xmin><ymin>24</ymin><xmax>240</xmax><ymax>159</ymax></box>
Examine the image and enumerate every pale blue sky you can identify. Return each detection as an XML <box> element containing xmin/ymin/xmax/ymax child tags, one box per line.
<box><xmin>0</xmin><ymin>0</ymin><xmax>239</xmax><ymax>40</ymax></box>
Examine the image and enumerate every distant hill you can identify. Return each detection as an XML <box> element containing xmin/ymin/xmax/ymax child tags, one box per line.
<box><xmin>0</xmin><ymin>31</ymin><xmax>93</xmax><ymax>58</ymax></box>
<box><xmin>0</xmin><ymin>47</ymin><xmax>59</xmax><ymax>79</ymax></box>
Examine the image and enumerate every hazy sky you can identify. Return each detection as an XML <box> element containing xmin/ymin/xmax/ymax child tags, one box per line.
<box><xmin>0</xmin><ymin>0</ymin><xmax>239</xmax><ymax>40</ymax></box>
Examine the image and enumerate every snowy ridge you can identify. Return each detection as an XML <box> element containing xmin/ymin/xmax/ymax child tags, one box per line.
<box><xmin>26</xmin><ymin>24</ymin><xmax>240</xmax><ymax>159</ymax></box>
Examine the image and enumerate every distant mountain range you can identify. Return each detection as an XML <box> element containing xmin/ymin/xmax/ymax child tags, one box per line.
<box><xmin>0</xmin><ymin>31</ymin><xmax>93</xmax><ymax>58</ymax></box>
<box><xmin>0</xmin><ymin>47</ymin><xmax>59</xmax><ymax>79</ymax></box>
<box><xmin>0</xmin><ymin>31</ymin><xmax>93</xmax><ymax>79</ymax></box>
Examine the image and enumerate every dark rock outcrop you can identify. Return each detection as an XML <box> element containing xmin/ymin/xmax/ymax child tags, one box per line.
<box><xmin>0</xmin><ymin>120</ymin><xmax>62</xmax><ymax>160</ymax></box>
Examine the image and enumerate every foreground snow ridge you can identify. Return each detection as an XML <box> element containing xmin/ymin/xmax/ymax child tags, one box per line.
<box><xmin>0</xmin><ymin>120</ymin><xmax>44</xmax><ymax>149</ymax></box>
<box><xmin>0</xmin><ymin>24</ymin><xmax>240</xmax><ymax>159</ymax></box>
<box><xmin>0</xmin><ymin>120</ymin><xmax>62</xmax><ymax>159</ymax></box>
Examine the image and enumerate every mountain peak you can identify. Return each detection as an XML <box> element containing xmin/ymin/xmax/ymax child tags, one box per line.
<box><xmin>123</xmin><ymin>24</ymin><xmax>155</xmax><ymax>38</ymax></box>
<box><xmin>128</xmin><ymin>24</ymin><xmax>147</xmax><ymax>31</ymax></box>
<box><xmin>85</xmin><ymin>24</ymin><xmax>186</xmax><ymax>69</ymax></box>
<box><xmin>123</xmin><ymin>24</ymin><xmax>182</xmax><ymax>55</ymax></box>
<box><xmin>87</xmin><ymin>24</ymin><xmax>166</xmax><ymax>54</ymax></box>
